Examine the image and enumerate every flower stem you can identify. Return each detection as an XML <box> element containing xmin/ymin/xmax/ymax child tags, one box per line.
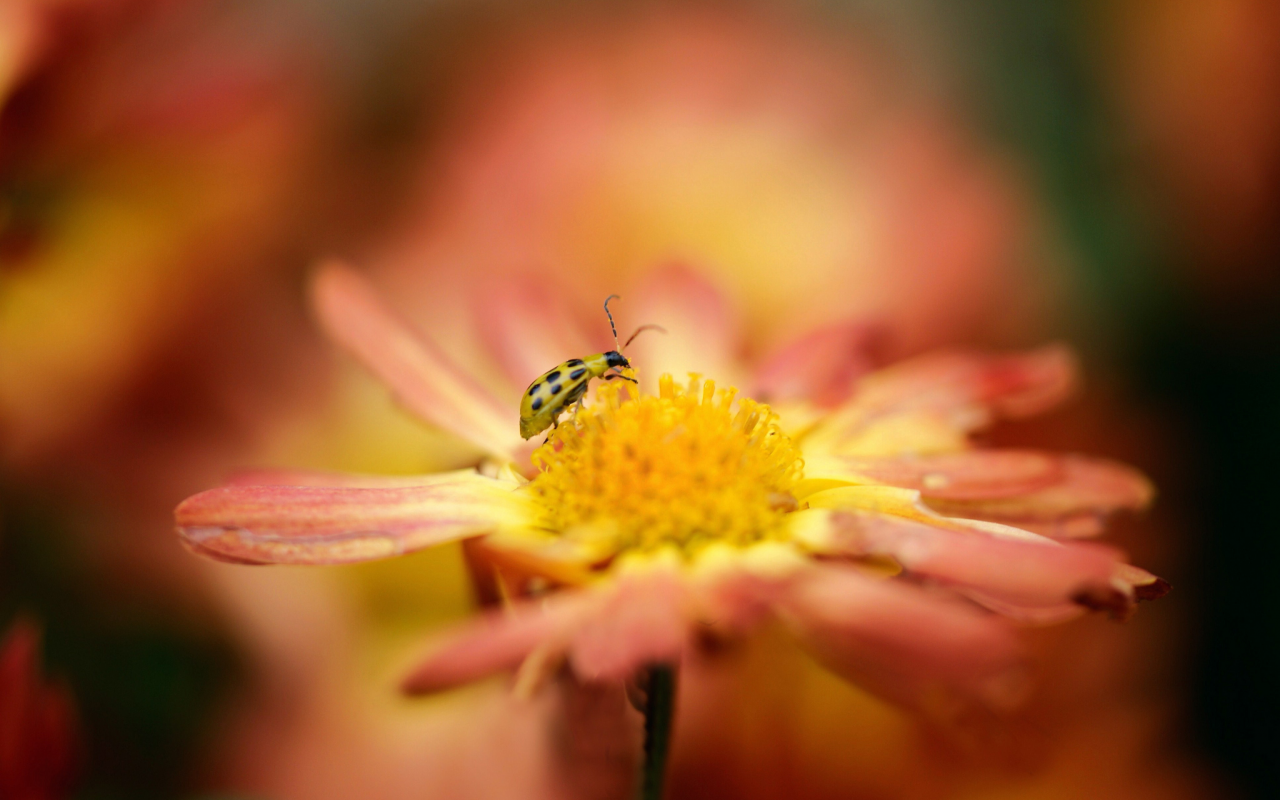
<box><xmin>640</xmin><ymin>664</ymin><xmax>677</xmax><ymax>800</ymax></box>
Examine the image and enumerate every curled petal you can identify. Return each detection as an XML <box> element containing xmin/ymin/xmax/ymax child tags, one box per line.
<box><xmin>801</xmin><ymin>450</ymin><xmax>1063</xmax><ymax>501</ymax></box>
<box><xmin>311</xmin><ymin>261</ymin><xmax>521</xmax><ymax>459</ymax></box>
<box><xmin>627</xmin><ymin>264</ymin><xmax>741</xmax><ymax>391</ymax></box>
<box><xmin>803</xmin><ymin>485</ymin><xmax>1160</xmax><ymax>619</ymax></box>
<box><xmin>1115</xmin><ymin>563</ymin><xmax>1173</xmax><ymax>605</ymax></box>
<box><xmin>1066</xmin><ymin>564</ymin><xmax>1171</xmax><ymax>623</ymax></box>
<box><xmin>175</xmin><ymin>470</ymin><xmax>532</xmax><ymax>565</ymax></box>
<box><xmin>475</xmin><ymin>275</ymin><xmax>597</xmax><ymax>390</ymax></box>
<box><xmin>751</xmin><ymin>321</ymin><xmax>885</xmax><ymax>407</ymax></box>
<box><xmin>805</xmin><ymin>345</ymin><xmax>1077</xmax><ymax>456</ymax></box>
<box><xmin>777</xmin><ymin>564</ymin><xmax>1022</xmax><ymax>709</ymax></box>
<box><xmin>922</xmin><ymin>456</ymin><xmax>1155</xmax><ymax>538</ymax></box>
<box><xmin>810</xmin><ymin>509</ymin><xmax>1123</xmax><ymax>611</ymax></box>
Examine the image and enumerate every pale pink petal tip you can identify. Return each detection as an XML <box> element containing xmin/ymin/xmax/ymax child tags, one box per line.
<box><xmin>310</xmin><ymin>261</ymin><xmax>520</xmax><ymax>459</ymax></box>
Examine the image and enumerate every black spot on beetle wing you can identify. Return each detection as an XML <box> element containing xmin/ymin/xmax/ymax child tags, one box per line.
<box><xmin>566</xmin><ymin>359</ymin><xmax>585</xmax><ymax>367</ymax></box>
<box><xmin>545</xmin><ymin>370</ymin><xmax>561</xmax><ymax>382</ymax></box>
<box><xmin>527</xmin><ymin>383</ymin><xmax>540</xmax><ymax>397</ymax></box>
<box><xmin>531</xmin><ymin>397</ymin><xmax>544</xmax><ymax>411</ymax></box>
<box><xmin>569</xmin><ymin>368</ymin><xmax>587</xmax><ymax>380</ymax></box>
<box><xmin>550</xmin><ymin>383</ymin><xmax>563</xmax><ymax>395</ymax></box>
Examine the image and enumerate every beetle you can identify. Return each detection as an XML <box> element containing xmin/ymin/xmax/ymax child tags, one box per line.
<box><xmin>519</xmin><ymin>295</ymin><xmax>663</xmax><ymax>440</ymax></box>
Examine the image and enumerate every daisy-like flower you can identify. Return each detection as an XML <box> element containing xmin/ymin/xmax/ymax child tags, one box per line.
<box><xmin>176</xmin><ymin>261</ymin><xmax>1167</xmax><ymax>726</ymax></box>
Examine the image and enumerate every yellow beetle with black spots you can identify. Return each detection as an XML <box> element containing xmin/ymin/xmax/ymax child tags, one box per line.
<box><xmin>519</xmin><ymin>296</ymin><xmax>662</xmax><ymax>440</ymax></box>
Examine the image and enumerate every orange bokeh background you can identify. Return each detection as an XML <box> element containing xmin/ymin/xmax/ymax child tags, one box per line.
<box><xmin>2</xmin><ymin>2</ymin><xmax>1276</xmax><ymax>798</ymax></box>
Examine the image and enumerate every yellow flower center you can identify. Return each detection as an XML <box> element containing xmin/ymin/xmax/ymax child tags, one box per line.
<box><xmin>528</xmin><ymin>374</ymin><xmax>804</xmax><ymax>558</ymax></box>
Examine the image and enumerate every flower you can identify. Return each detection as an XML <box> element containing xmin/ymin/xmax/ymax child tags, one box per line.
<box><xmin>175</xmin><ymin>261</ymin><xmax>1167</xmax><ymax>714</ymax></box>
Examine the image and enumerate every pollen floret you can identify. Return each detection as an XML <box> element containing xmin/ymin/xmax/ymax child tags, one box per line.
<box><xmin>529</xmin><ymin>374</ymin><xmax>804</xmax><ymax>557</ymax></box>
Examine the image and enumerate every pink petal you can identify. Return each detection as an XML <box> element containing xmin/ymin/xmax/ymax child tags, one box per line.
<box><xmin>311</xmin><ymin>262</ymin><xmax>521</xmax><ymax>459</ymax></box>
<box><xmin>810</xmin><ymin>345</ymin><xmax>1078</xmax><ymax>452</ymax></box>
<box><xmin>474</xmin><ymin>275</ymin><xmax>597</xmax><ymax>390</ymax></box>
<box><xmin>403</xmin><ymin>566</ymin><xmax>694</xmax><ymax>694</ymax></box>
<box><xmin>750</xmin><ymin>321</ymin><xmax>885</xmax><ymax>407</ymax></box>
<box><xmin>777</xmin><ymin>565</ymin><xmax>1022</xmax><ymax>708</ymax></box>
<box><xmin>691</xmin><ymin>564</ymin><xmax>796</xmax><ymax>635</ymax></box>
<box><xmin>805</xmin><ymin>450</ymin><xmax>1064</xmax><ymax>500</ymax></box>
<box><xmin>820</xmin><ymin>511</ymin><xmax>1123</xmax><ymax>610</ymax></box>
<box><xmin>568</xmin><ymin>569</ymin><xmax>689</xmax><ymax>681</ymax></box>
<box><xmin>626</xmin><ymin>263</ymin><xmax>740</xmax><ymax>389</ymax></box>
<box><xmin>400</xmin><ymin>598</ymin><xmax>588</xmax><ymax>695</ymax></box>
<box><xmin>406</xmin><ymin>559</ymin><xmax>752</xmax><ymax>694</ymax></box>
<box><xmin>858</xmin><ymin>345</ymin><xmax>1077</xmax><ymax>418</ymax></box>
<box><xmin>175</xmin><ymin>470</ymin><xmax>528</xmax><ymax>565</ymax></box>
<box><xmin>804</xmin><ymin>485</ymin><xmax>1161</xmax><ymax>619</ymax></box>
<box><xmin>1047</xmin><ymin>562</ymin><xmax>1171</xmax><ymax>623</ymax></box>
<box><xmin>922</xmin><ymin>456</ymin><xmax>1155</xmax><ymax>538</ymax></box>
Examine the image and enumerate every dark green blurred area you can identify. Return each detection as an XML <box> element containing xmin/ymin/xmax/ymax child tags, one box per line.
<box><xmin>946</xmin><ymin>3</ymin><xmax>1280</xmax><ymax>798</ymax></box>
<box><xmin>1</xmin><ymin>489</ymin><xmax>241</xmax><ymax>800</ymax></box>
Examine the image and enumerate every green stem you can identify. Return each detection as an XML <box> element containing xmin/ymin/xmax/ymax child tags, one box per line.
<box><xmin>640</xmin><ymin>664</ymin><xmax>677</xmax><ymax>800</ymax></box>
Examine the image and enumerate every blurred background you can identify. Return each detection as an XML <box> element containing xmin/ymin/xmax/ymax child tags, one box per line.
<box><xmin>1</xmin><ymin>1</ymin><xmax>1276</xmax><ymax>798</ymax></box>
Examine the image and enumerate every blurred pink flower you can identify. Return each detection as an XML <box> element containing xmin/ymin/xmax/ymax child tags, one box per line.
<box><xmin>371</xmin><ymin>6</ymin><xmax>1042</xmax><ymax>364</ymax></box>
<box><xmin>0</xmin><ymin>619</ymin><xmax>80</xmax><ymax>800</ymax></box>
<box><xmin>175</xmin><ymin>262</ymin><xmax>1166</xmax><ymax>726</ymax></box>
<box><xmin>0</xmin><ymin>0</ymin><xmax>323</xmax><ymax>467</ymax></box>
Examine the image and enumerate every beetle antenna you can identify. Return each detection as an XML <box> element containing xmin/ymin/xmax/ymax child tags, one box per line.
<box><xmin>603</xmin><ymin>294</ymin><xmax>622</xmax><ymax>350</ymax></box>
<box><xmin>623</xmin><ymin>324</ymin><xmax>667</xmax><ymax>351</ymax></box>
